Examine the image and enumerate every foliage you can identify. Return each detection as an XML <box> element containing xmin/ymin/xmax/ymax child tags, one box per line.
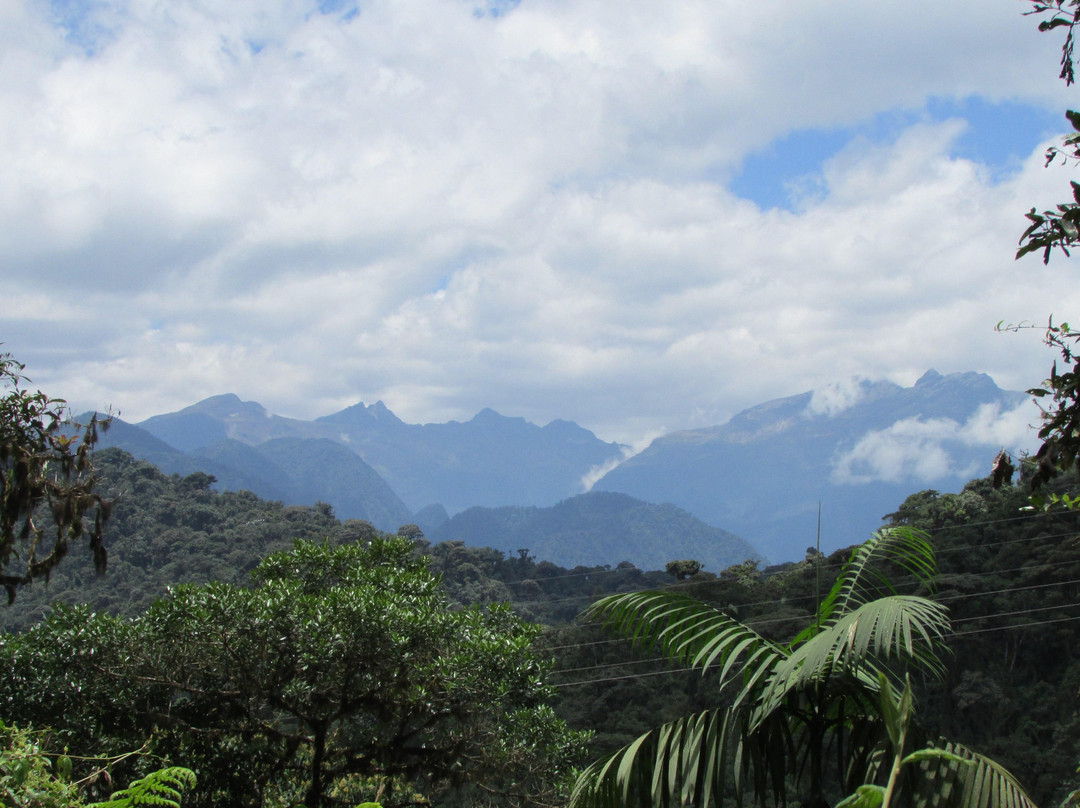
<box><xmin>88</xmin><ymin>767</ymin><xmax>196</xmax><ymax>808</ymax></box>
<box><xmin>0</xmin><ymin>351</ymin><xmax>110</xmax><ymax>603</ymax></box>
<box><xmin>836</xmin><ymin>675</ymin><xmax>970</xmax><ymax>808</ymax></box>
<box><xmin>0</xmin><ymin>449</ymin><xmax>343</xmax><ymax>632</ymax></box>
<box><xmin>994</xmin><ymin>319</ymin><xmax>1080</xmax><ymax>492</ymax></box>
<box><xmin>0</xmin><ymin>720</ymin><xmax>82</xmax><ymax>808</ymax></box>
<box><xmin>1026</xmin><ymin>2</ymin><xmax>1080</xmax><ymax>86</ymax></box>
<box><xmin>883</xmin><ymin>479</ymin><xmax>1080</xmax><ymax>804</ymax></box>
<box><xmin>837</xmin><ymin>673</ymin><xmax>1034</xmax><ymax>808</ymax></box>
<box><xmin>4</xmin><ymin>437</ymin><xmax>1076</xmax><ymax>806</ymax></box>
<box><xmin>664</xmin><ymin>559</ymin><xmax>702</xmax><ymax>580</ymax></box>
<box><xmin>569</xmin><ymin>527</ymin><xmax>1036</xmax><ymax>808</ymax></box>
<box><xmin>1012</xmin><ymin>3</ymin><xmax>1080</xmax><ymax>486</ymax></box>
<box><xmin>0</xmin><ymin>720</ymin><xmax>194</xmax><ymax>808</ymax></box>
<box><xmin>1018</xmin><ymin>2</ymin><xmax>1080</xmax><ymax>264</ymax></box>
<box><xmin>1</xmin><ymin>538</ymin><xmax>588</xmax><ymax>808</ymax></box>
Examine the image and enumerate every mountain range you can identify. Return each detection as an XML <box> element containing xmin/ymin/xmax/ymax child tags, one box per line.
<box><xmin>91</xmin><ymin>368</ymin><xmax>1034</xmax><ymax>565</ymax></box>
<box><xmin>429</xmin><ymin>491</ymin><xmax>758</xmax><ymax>572</ymax></box>
<box><xmin>595</xmin><ymin>370</ymin><xmax>1030</xmax><ymax>560</ymax></box>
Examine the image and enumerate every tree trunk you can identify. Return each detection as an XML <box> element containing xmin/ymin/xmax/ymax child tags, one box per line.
<box><xmin>305</xmin><ymin>722</ymin><xmax>327</xmax><ymax>808</ymax></box>
<box><xmin>806</xmin><ymin>705</ymin><xmax>830</xmax><ymax>808</ymax></box>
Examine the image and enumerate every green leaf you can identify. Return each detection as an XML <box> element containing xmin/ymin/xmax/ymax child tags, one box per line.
<box><xmin>901</xmin><ymin>749</ymin><xmax>971</xmax><ymax>767</ymax></box>
<box><xmin>1040</xmin><ymin>18</ymin><xmax>1075</xmax><ymax>32</ymax></box>
<box><xmin>837</xmin><ymin>784</ymin><xmax>886</xmax><ymax>808</ymax></box>
<box><xmin>87</xmin><ymin>766</ymin><xmax>197</xmax><ymax>808</ymax></box>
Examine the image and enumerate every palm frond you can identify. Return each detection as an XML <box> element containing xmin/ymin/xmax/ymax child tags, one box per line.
<box><xmin>795</xmin><ymin>528</ymin><xmax>937</xmax><ymax>647</ymax></box>
<box><xmin>585</xmin><ymin>590</ymin><xmax>786</xmax><ymax>688</ymax></box>
<box><xmin>574</xmin><ymin>528</ymin><xmax>1034</xmax><ymax>808</ymax></box>
<box><xmin>908</xmin><ymin>742</ymin><xmax>1038</xmax><ymax>808</ymax></box>
<box><xmin>755</xmin><ymin>595</ymin><xmax>950</xmax><ymax>726</ymax></box>
<box><xmin>570</xmin><ymin>709</ymin><xmax>733</xmax><ymax>808</ymax></box>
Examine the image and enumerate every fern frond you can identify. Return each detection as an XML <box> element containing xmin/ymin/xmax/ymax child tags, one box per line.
<box><xmin>88</xmin><ymin>766</ymin><xmax>197</xmax><ymax>808</ymax></box>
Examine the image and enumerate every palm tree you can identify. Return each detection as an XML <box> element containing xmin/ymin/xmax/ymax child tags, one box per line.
<box><xmin>570</xmin><ymin>527</ymin><xmax>1036</xmax><ymax>808</ymax></box>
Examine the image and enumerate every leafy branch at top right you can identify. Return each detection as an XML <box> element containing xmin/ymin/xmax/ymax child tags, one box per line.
<box><xmin>1019</xmin><ymin>2</ymin><xmax>1080</xmax><ymax>266</ymax></box>
<box><xmin>1008</xmin><ymin>2</ymin><xmax>1080</xmax><ymax>493</ymax></box>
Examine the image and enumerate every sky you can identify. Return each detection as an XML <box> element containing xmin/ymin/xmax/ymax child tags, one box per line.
<box><xmin>3</xmin><ymin>0</ymin><xmax>1080</xmax><ymax>447</ymax></box>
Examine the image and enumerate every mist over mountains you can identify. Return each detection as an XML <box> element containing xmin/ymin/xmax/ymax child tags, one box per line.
<box><xmin>134</xmin><ymin>395</ymin><xmax>625</xmax><ymax>514</ymax></box>
<box><xmin>596</xmin><ymin>370</ymin><xmax>1032</xmax><ymax>561</ymax></box>
<box><xmin>92</xmin><ymin>369</ymin><xmax>1034</xmax><ymax>565</ymax></box>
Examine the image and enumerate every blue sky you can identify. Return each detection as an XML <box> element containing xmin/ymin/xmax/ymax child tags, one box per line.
<box><xmin>732</xmin><ymin>98</ymin><xmax>1067</xmax><ymax>210</ymax></box>
<box><xmin>1</xmin><ymin>0</ymin><xmax>1077</xmax><ymax>455</ymax></box>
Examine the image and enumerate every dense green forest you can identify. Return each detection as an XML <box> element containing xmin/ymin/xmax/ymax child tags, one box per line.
<box><xmin>5</xmin><ymin>316</ymin><xmax>1080</xmax><ymax>807</ymax></box>
<box><xmin>3</xmin><ymin>439</ymin><xmax>1080</xmax><ymax>806</ymax></box>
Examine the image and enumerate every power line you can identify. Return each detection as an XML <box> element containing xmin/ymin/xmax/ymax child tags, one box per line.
<box><xmin>552</xmin><ymin>667</ymin><xmax>692</xmax><ymax>689</ymax></box>
<box><xmin>551</xmin><ymin>611</ymin><xmax>1080</xmax><ymax>689</ymax></box>
<box><xmin>547</xmin><ymin>580</ymin><xmax>1080</xmax><ymax>678</ymax></box>
<box><xmin>535</xmin><ymin>551</ymin><xmax>1080</xmax><ymax>643</ymax></box>
<box><xmin>514</xmin><ymin>523</ymin><xmax>1080</xmax><ymax>621</ymax></box>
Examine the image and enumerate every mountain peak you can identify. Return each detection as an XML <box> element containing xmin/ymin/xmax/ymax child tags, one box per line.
<box><xmin>916</xmin><ymin>369</ymin><xmax>943</xmax><ymax>386</ymax></box>
<box><xmin>317</xmin><ymin>400</ymin><xmax>404</xmax><ymax>428</ymax></box>
<box><xmin>470</xmin><ymin>407</ymin><xmax>527</xmax><ymax>426</ymax></box>
<box><xmin>370</xmin><ymin>401</ymin><xmax>400</xmax><ymax>421</ymax></box>
<box><xmin>185</xmin><ymin>394</ymin><xmax>269</xmax><ymax>420</ymax></box>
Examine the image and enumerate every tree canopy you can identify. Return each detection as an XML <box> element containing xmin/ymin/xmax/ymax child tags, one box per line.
<box><xmin>0</xmin><ymin>351</ymin><xmax>109</xmax><ymax>603</ymax></box>
<box><xmin>0</xmin><ymin>537</ymin><xmax>588</xmax><ymax>808</ymax></box>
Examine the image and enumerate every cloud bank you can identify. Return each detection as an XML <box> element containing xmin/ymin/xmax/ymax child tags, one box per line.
<box><xmin>830</xmin><ymin>400</ymin><xmax>1043</xmax><ymax>485</ymax></box>
<box><xmin>2</xmin><ymin>0</ymin><xmax>1076</xmax><ymax>444</ymax></box>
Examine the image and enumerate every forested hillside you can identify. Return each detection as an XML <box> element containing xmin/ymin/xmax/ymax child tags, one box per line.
<box><xmin>0</xmin><ymin>448</ymin><xmax>343</xmax><ymax>631</ymax></box>
<box><xmin>430</xmin><ymin>491</ymin><xmax>758</xmax><ymax>571</ymax></box>
<box><xmin>4</xmin><ymin>442</ymin><xmax>1080</xmax><ymax>805</ymax></box>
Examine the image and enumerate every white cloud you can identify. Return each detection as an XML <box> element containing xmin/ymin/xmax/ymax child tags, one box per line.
<box><xmin>961</xmin><ymin>400</ymin><xmax>1043</xmax><ymax>452</ymax></box>
<box><xmin>831</xmin><ymin>422</ymin><xmax>959</xmax><ymax>486</ymax></box>
<box><xmin>806</xmin><ymin>377</ymin><xmax>872</xmax><ymax>418</ymax></box>
<box><xmin>1</xmin><ymin>0</ymin><xmax>1077</xmax><ymax>446</ymax></box>
<box><xmin>830</xmin><ymin>400</ymin><xmax>1043</xmax><ymax>485</ymax></box>
<box><xmin>580</xmin><ymin>429</ymin><xmax>663</xmax><ymax>492</ymax></box>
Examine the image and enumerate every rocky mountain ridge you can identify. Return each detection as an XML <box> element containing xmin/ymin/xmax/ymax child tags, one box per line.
<box><xmin>93</xmin><ymin>369</ymin><xmax>1033</xmax><ymax>563</ymax></box>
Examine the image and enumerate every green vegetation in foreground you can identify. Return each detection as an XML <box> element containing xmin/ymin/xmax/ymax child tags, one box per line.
<box><xmin>570</xmin><ymin>527</ymin><xmax>1033</xmax><ymax>808</ymax></box>
<box><xmin>0</xmin><ymin>538</ymin><xmax>588</xmax><ymax>808</ymax></box>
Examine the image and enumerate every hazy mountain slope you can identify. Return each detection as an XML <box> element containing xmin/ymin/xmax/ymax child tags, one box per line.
<box><xmin>139</xmin><ymin>393</ymin><xmax>315</xmax><ymax>446</ymax></box>
<box><xmin>135</xmin><ymin>410</ymin><xmax>227</xmax><ymax>452</ymax></box>
<box><xmin>316</xmin><ymin>405</ymin><xmax>627</xmax><ymax>512</ymax></box>
<box><xmin>250</xmin><ymin>437</ymin><xmax>413</xmax><ymax>529</ymax></box>
<box><xmin>188</xmin><ymin>438</ymin><xmax>294</xmax><ymax>502</ymax></box>
<box><xmin>93</xmin><ymin>415</ymin><xmax>193</xmax><ymax>471</ymax></box>
<box><xmin>431</xmin><ymin>491</ymin><xmax>759</xmax><ymax>571</ymax></box>
<box><xmin>108</xmin><ymin>370</ymin><xmax>1030</xmax><ymax>563</ymax></box>
<box><xmin>594</xmin><ymin>371</ymin><xmax>1030</xmax><ymax>563</ymax></box>
<box><xmin>93</xmin><ymin>417</ymin><xmax>288</xmax><ymax>499</ymax></box>
<box><xmin>136</xmin><ymin>395</ymin><xmax>626</xmax><ymax>514</ymax></box>
<box><xmin>97</xmin><ymin>418</ymin><xmax>410</xmax><ymax>531</ymax></box>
